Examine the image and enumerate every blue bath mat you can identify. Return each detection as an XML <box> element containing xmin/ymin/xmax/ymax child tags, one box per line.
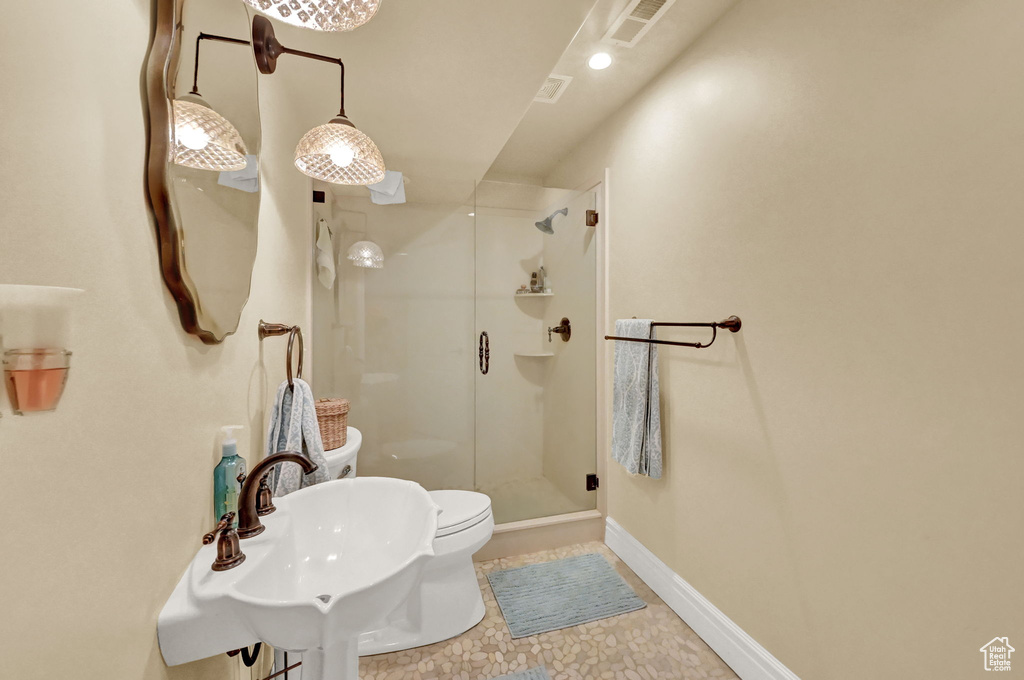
<box><xmin>486</xmin><ymin>553</ymin><xmax>646</xmax><ymax>638</ymax></box>
<box><xmin>495</xmin><ymin>666</ymin><xmax>551</xmax><ymax>680</ymax></box>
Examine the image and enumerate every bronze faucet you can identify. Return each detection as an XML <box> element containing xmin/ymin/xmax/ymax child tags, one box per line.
<box><xmin>237</xmin><ymin>451</ymin><xmax>318</xmax><ymax>539</ymax></box>
<box><xmin>203</xmin><ymin>512</ymin><xmax>245</xmax><ymax>571</ymax></box>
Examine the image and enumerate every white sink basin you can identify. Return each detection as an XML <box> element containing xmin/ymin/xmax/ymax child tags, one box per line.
<box><xmin>159</xmin><ymin>477</ymin><xmax>439</xmax><ymax>680</ymax></box>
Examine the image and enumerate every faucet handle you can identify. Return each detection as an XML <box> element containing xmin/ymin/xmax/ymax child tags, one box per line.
<box><xmin>256</xmin><ymin>472</ymin><xmax>276</xmax><ymax>516</ymax></box>
<box><xmin>202</xmin><ymin>513</ymin><xmax>232</xmax><ymax>544</ymax></box>
<box><xmin>202</xmin><ymin>512</ymin><xmax>246</xmax><ymax>571</ymax></box>
<box><xmin>548</xmin><ymin>317</ymin><xmax>571</xmax><ymax>342</ymax></box>
<box><xmin>236</xmin><ymin>470</ymin><xmax>276</xmax><ymax>516</ymax></box>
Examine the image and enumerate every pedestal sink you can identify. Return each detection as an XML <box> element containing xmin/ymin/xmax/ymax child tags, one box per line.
<box><xmin>158</xmin><ymin>477</ymin><xmax>440</xmax><ymax>680</ymax></box>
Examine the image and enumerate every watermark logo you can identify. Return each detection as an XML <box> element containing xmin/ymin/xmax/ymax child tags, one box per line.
<box><xmin>980</xmin><ymin>637</ymin><xmax>1014</xmax><ymax>672</ymax></box>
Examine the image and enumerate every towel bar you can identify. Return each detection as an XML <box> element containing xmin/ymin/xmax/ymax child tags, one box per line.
<box><xmin>604</xmin><ymin>316</ymin><xmax>741</xmax><ymax>349</ymax></box>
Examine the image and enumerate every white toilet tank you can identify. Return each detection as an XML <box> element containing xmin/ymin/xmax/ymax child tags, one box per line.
<box><xmin>323</xmin><ymin>426</ymin><xmax>361</xmax><ymax>479</ymax></box>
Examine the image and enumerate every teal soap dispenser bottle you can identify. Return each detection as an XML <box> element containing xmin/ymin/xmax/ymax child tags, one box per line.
<box><xmin>214</xmin><ymin>426</ymin><xmax>246</xmax><ymax>527</ymax></box>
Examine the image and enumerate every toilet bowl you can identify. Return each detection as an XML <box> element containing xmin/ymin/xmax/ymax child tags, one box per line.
<box><xmin>358</xmin><ymin>488</ymin><xmax>493</xmax><ymax>655</ymax></box>
<box><xmin>321</xmin><ymin>426</ymin><xmax>494</xmax><ymax>653</ymax></box>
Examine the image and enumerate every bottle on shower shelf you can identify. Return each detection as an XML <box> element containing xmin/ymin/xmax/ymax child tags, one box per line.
<box><xmin>530</xmin><ymin>272</ymin><xmax>540</xmax><ymax>293</ymax></box>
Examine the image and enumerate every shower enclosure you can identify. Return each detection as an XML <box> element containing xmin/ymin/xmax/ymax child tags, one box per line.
<box><xmin>310</xmin><ymin>180</ymin><xmax>598</xmax><ymax>524</ymax></box>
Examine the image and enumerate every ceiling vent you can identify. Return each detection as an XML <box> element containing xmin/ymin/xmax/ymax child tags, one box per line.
<box><xmin>534</xmin><ymin>74</ymin><xmax>573</xmax><ymax>104</ymax></box>
<box><xmin>602</xmin><ymin>0</ymin><xmax>677</xmax><ymax>48</ymax></box>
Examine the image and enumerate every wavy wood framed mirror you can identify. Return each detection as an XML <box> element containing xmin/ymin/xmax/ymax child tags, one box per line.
<box><xmin>145</xmin><ymin>0</ymin><xmax>261</xmax><ymax>344</ymax></box>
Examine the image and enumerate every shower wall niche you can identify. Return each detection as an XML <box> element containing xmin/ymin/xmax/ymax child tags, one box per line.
<box><xmin>311</xmin><ymin>180</ymin><xmax>597</xmax><ymax>524</ymax></box>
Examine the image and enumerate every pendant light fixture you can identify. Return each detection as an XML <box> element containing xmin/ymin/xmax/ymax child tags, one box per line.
<box><xmin>171</xmin><ymin>33</ymin><xmax>251</xmax><ymax>172</ymax></box>
<box><xmin>347</xmin><ymin>241</ymin><xmax>384</xmax><ymax>269</ymax></box>
<box><xmin>172</xmin><ymin>96</ymin><xmax>248</xmax><ymax>171</ymax></box>
<box><xmin>294</xmin><ymin>118</ymin><xmax>386</xmax><ymax>185</ymax></box>
<box><xmin>251</xmin><ymin>16</ymin><xmax>385</xmax><ymax>186</ymax></box>
<box><xmin>242</xmin><ymin>0</ymin><xmax>382</xmax><ymax>32</ymax></box>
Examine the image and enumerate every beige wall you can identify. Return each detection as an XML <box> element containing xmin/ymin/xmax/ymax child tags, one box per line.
<box><xmin>0</xmin><ymin>2</ymin><xmax>311</xmax><ymax>679</ymax></box>
<box><xmin>547</xmin><ymin>0</ymin><xmax>1024</xmax><ymax>678</ymax></box>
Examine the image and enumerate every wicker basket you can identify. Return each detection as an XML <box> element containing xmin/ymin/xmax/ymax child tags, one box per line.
<box><xmin>315</xmin><ymin>398</ymin><xmax>350</xmax><ymax>450</ymax></box>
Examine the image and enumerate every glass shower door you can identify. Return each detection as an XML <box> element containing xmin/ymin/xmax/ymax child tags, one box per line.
<box><xmin>311</xmin><ymin>180</ymin><xmax>599</xmax><ymax>526</ymax></box>
<box><xmin>310</xmin><ymin>187</ymin><xmax>478</xmax><ymax>493</ymax></box>
<box><xmin>473</xmin><ymin>182</ymin><xmax>598</xmax><ymax>524</ymax></box>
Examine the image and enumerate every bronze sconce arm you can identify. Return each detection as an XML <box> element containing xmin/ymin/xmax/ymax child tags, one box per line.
<box><xmin>189</xmin><ymin>32</ymin><xmax>252</xmax><ymax>97</ymax></box>
<box><xmin>251</xmin><ymin>16</ymin><xmax>347</xmax><ymax>118</ymax></box>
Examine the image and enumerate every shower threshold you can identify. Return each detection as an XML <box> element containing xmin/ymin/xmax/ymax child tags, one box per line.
<box><xmin>472</xmin><ymin>476</ymin><xmax>603</xmax><ymax>561</ymax></box>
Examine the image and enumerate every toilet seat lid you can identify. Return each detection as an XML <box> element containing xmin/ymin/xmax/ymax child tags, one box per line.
<box><xmin>430</xmin><ymin>490</ymin><xmax>492</xmax><ymax>537</ymax></box>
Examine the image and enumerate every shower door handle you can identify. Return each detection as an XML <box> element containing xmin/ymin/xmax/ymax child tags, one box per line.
<box><xmin>479</xmin><ymin>332</ymin><xmax>489</xmax><ymax>375</ymax></box>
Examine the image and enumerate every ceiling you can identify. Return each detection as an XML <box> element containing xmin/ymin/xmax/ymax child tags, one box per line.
<box><xmin>269</xmin><ymin>0</ymin><xmax>596</xmax><ymax>204</ymax></box>
<box><xmin>484</xmin><ymin>0</ymin><xmax>738</xmax><ymax>185</ymax></box>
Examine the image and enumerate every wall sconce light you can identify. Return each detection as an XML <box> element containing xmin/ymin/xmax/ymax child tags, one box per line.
<box><xmin>172</xmin><ymin>96</ymin><xmax>248</xmax><ymax>171</ymax></box>
<box><xmin>171</xmin><ymin>33</ymin><xmax>251</xmax><ymax>172</ymax></box>
<box><xmin>242</xmin><ymin>0</ymin><xmax>382</xmax><ymax>32</ymax></box>
<box><xmin>0</xmin><ymin>285</ymin><xmax>83</xmax><ymax>415</ymax></box>
<box><xmin>347</xmin><ymin>241</ymin><xmax>384</xmax><ymax>269</ymax></box>
<box><xmin>252</xmin><ymin>16</ymin><xmax>386</xmax><ymax>186</ymax></box>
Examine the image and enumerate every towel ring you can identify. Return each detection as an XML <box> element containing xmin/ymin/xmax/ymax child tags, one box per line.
<box><xmin>257</xmin><ymin>320</ymin><xmax>305</xmax><ymax>389</ymax></box>
<box><xmin>286</xmin><ymin>326</ymin><xmax>303</xmax><ymax>389</ymax></box>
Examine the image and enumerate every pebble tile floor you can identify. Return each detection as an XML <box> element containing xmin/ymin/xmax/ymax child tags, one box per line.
<box><xmin>359</xmin><ymin>541</ymin><xmax>740</xmax><ymax>680</ymax></box>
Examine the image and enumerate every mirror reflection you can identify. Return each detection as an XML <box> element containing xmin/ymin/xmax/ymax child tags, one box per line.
<box><xmin>150</xmin><ymin>0</ymin><xmax>261</xmax><ymax>343</ymax></box>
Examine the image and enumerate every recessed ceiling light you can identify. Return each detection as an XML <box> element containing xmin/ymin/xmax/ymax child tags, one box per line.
<box><xmin>588</xmin><ymin>52</ymin><xmax>612</xmax><ymax>70</ymax></box>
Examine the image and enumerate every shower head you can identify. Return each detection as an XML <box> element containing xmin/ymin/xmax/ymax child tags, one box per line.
<box><xmin>535</xmin><ymin>207</ymin><xmax>568</xmax><ymax>234</ymax></box>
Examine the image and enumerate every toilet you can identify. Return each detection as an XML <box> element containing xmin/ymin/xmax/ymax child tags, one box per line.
<box><xmin>323</xmin><ymin>426</ymin><xmax>362</xmax><ymax>480</ymax></box>
<box><xmin>322</xmin><ymin>427</ymin><xmax>495</xmax><ymax>655</ymax></box>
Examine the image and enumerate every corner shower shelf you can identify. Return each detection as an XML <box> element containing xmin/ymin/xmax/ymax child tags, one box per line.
<box><xmin>514</xmin><ymin>293</ymin><xmax>553</xmax><ymax>297</ymax></box>
<box><xmin>514</xmin><ymin>352</ymin><xmax>554</xmax><ymax>357</ymax></box>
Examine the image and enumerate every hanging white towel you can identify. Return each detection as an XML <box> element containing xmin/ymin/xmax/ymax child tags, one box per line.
<box><xmin>611</xmin><ymin>319</ymin><xmax>663</xmax><ymax>478</ymax></box>
<box><xmin>315</xmin><ymin>219</ymin><xmax>336</xmax><ymax>289</ymax></box>
<box><xmin>266</xmin><ymin>378</ymin><xmax>331</xmax><ymax>496</ymax></box>
<box><xmin>217</xmin><ymin>154</ymin><xmax>259</xmax><ymax>193</ymax></box>
<box><xmin>367</xmin><ymin>170</ymin><xmax>406</xmax><ymax>205</ymax></box>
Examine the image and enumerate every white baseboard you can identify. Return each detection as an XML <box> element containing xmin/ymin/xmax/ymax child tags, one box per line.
<box><xmin>605</xmin><ymin>518</ymin><xmax>800</xmax><ymax>680</ymax></box>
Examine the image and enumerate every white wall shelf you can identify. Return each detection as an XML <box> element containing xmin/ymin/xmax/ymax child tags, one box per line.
<box><xmin>514</xmin><ymin>352</ymin><xmax>554</xmax><ymax>357</ymax></box>
<box><xmin>514</xmin><ymin>293</ymin><xmax>554</xmax><ymax>297</ymax></box>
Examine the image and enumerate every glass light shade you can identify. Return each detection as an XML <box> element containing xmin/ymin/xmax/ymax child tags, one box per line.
<box><xmin>0</xmin><ymin>285</ymin><xmax>83</xmax><ymax>416</ymax></box>
<box><xmin>242</xmin><ymin>0</ymin><xmax>381</xmax><ymax>32</ymax></box>
<box><xmin>0</xmin><ymin>285</ymin><xmax>84</xmax><ymax>350</ymax></box>
<box><xmin>294</xmin><ymin>118</ymin><xmax>386</xmax><ymax>186</ymax></box>
<box><xmin>3</xmin><ymin>349</ymin><xmax>72</xmax><ymax>414</ymax></box>
<box><xmin>347</xmin><ymin>241</ymin><xmax>384</xmax><ymax>269</ymax></box>
<box><xmin>171</xmin><ymin>95</ymin><xmax>248</xmax><ymax>172</ymax></box>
